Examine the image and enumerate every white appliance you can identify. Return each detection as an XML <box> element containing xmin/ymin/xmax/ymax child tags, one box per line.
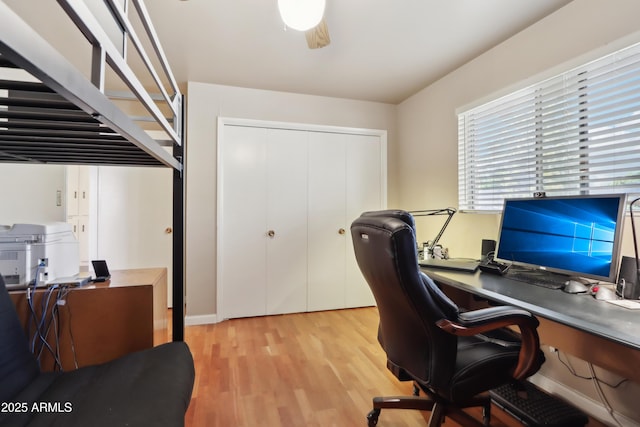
<box><xmin>0</xmin><ymin>222</ymin><xmax>79</xmax><ymax>286</ymax></box>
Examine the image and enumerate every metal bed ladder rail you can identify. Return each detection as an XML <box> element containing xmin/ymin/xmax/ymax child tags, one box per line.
<box><xmin>57</xmin><ymin>0</ymin><xmax>183</xmax><ymax>148</ymax></box>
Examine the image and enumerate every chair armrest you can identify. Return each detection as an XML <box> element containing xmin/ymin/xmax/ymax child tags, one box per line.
<box><xmin>456</xmin><ymin>306</ymin><xmax>539</xmax><ymax>328</ymax></box>
<box><xmin>436</xmin><ymin>306</ymin><xmax>541</xmax><ymax>380</ymax></box>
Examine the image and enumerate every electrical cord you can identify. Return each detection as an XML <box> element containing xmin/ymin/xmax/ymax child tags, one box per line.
<box><xmin>24</xmin><ymin>265</ymin><xmax>77</xmax><ymax>371</ymax></box>
<box><xmin>48</xmin><ymin>285</ymin><xmax>73</xmax><ymax>371</ymax></box>
<box><xmin>556</xmin><ymin>350</ymin><xmax>627</xmax><ymax>426</ymax></box>
<box><xmin>53</xmin><ymin>300</ymin><xmax>62</xmax><ymax>371</ymax></box>
<box><xmin>34</xmin><ymin>286</ymin><xmax>63</xmax><ymax>369</ymax></box>
<box><xmin>53</xmin><ymin>287</ymin><xmax>66</xmax><ymax>370</ymax></box>
<box><xmin>588</xmin><ymin>362</ymin><xmax>623</xmax><ymax>427</ymax></box>
<box><xmin>556</xmin><ymin>351</ymin><xmax>628</xmax><ymax>388</ymax></box>
<box><xmin>25</xmin><ymin>270</ymin><xmax>72</xmax><ymax>371</ymax></box>
<box><xmin>26</xmin><ymin>263</ymin><xmax>44</xmax><ymax>352</ymax></box>
<box><xmin>56</xmin><ymin>286</ymin><xmax>76</xmax><ymax>370</ymax></box>
<box><xmin>64</xmin><ymin>297</ymin><xmax>79</xmax><ymax>370</ymax></box>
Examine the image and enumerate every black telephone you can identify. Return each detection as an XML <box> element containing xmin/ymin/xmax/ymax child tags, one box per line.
<box><xmin>479</xmin><ymin>258</ymin><xmax>510</xmax><ymax>275</ymax></box>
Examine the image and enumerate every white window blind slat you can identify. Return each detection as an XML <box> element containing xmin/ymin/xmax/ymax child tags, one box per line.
<box><xmin>458</xmin><ymin>42</ymin><xmax>640</xmax><ymax>212</ymax></box>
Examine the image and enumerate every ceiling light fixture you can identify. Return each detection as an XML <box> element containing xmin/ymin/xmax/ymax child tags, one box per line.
<box><xmin>278</xmin><ymin>0</ymin><xmax>326</xmax><ymax>32</ymax></box>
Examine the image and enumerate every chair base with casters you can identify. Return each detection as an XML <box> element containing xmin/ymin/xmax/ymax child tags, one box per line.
<box><xmin>366</xmin><ymin>382</ymin><xmax>491</xmax><ymax>427</ymax></box>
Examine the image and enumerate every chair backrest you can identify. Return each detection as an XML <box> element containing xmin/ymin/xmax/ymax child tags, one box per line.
<box><xmin>359</xmin><ymin>209</ymin><xmax>417</xmax><ymax>234</ymax></box>
<box><xmin>350</xmin><ymin>212</ymin><xmax>460</xmax><ymax>391</ymax></box>
<box><xmin>0</xmin><ymin>275</ymin><xmax>40</xmax><ymax>402</ymax></box>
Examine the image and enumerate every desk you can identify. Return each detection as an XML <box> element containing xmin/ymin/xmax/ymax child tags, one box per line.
<box><xmin>423</xmin><ymin>268</ymin><xmax>640</xmax><ymax>384</ymax></box>
<box><xmin>10</xmin><ymin>268</ymin><xmax>168</xmax><ymax>371</ymax></box>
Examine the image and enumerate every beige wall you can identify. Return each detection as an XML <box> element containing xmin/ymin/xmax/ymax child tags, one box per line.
<box><xmin>0</xmin><ymin>164</ymin><xmax>66</xmax><ymax>225</ymax></box>
<box><xmin>184</xmin><ymin>82</ymin><xmax>397</xmax><ymax>321</ymax></box>
<box><xmin>397</xmin><ymin>0</ymin><xmax>640</xmax><ymax>260</ymax></box>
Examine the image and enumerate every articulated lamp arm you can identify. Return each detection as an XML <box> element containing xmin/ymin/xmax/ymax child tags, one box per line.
<box><xmin>409</xmin><ymin>208</ymin><xmax>456</xmax><ymax>255</ymax></box>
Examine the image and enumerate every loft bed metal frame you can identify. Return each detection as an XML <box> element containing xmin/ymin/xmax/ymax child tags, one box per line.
<box><xmin>0</xmin><ymin>0</ymin><xmax>186</xmax><ymax>340</ymax></box>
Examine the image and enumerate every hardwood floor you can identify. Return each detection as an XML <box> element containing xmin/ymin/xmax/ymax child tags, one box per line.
<box><xmin>180</xmin><ymin>308</ymin><xmax>491</xmax><ymax>426</ymax></box>
<box><xmin>178</xmin><ymin>307</ymin><xmax>605</xmax><ymax>427</ymax></box>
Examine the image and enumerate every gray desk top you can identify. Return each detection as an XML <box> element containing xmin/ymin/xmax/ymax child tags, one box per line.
<box><xmin>422</xmin><ymin>268</ymin><xmax>640</xmax><ymax>351</ymax></box>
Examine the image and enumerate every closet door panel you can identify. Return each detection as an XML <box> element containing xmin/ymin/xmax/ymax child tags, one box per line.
<box><xmin>307</xmin><ymin>132</ymin><xmax>347</xmax><ymax>311</ymax></box>
<box><xmin>265</xmin><ymin>129</ymin><xmax>308</xmax><ymax>315</ymax></box>
<box><xmin>345</xmin><ymin>134</ymin><xmax>382</xmax><ymax>307</ymax></box>
<box><xmin>219</xmin><ymin>125</ymin><xmax>268</xmax><ymax>319</ymax></box>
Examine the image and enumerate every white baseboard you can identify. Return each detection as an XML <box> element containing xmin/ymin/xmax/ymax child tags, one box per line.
<box><xmin>184</xmin><ymin>313</ymin><xmax>218</xmax><ymax>326</ymax></box>
<box><xmin>530</xmin><ymin>374</ymin><xmax>637</xmax><ymax>427</ymax></box>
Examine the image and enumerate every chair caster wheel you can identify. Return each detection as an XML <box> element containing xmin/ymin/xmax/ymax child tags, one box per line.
<box><xmin>482</xmin><ymin>402</ymin><xmax>491</xmax><ymax>426</ymax></box>
<box><xmin>413</xmin><ymin>383</ymin><xmax>420</xmax><ymax>396</ymax></box>
<box><xmin>367</xmin><ymin>408</ymin><xmax>380</xmax><ymax>426</ymax></box>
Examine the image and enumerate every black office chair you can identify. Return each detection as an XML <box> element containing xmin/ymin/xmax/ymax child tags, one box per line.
<box><xmin>351</xmin><ymin>211</ymin><xmax>544</xmax><ymax>427</ymax></box>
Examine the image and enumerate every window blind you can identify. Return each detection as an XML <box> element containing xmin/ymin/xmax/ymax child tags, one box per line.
<box><xmin>458</xmin><ymin>42</ymin><xmax>640</xmax><ymax>212</ymax></box>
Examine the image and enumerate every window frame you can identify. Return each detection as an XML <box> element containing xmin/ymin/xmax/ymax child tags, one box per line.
<box><xmin>457</xmin><ymin>42</ymin><xmax>640</xmax><ymax>213</ymax></box>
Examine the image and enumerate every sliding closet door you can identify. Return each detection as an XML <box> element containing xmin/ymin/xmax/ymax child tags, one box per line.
<box><xmin>345</xmin><ymin>134</ymin><xmax>381</xmax><ymax>307</ymax></box>
<box><xmin>265</xmin><ymin>129</ymin><xmax>308</xmax><ymax>315</ymax></box>
<box><xmin>307</xmin><ymin>132</ymin><xmax>348</xmax><ymax>311</ymax></box>
<box><xmin>219</xmin><ymin>125</ymin><xmax>269</xmax><ymax>319</ymax></box>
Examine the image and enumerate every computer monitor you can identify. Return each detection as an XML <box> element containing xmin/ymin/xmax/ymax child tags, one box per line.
<box><xmin>495</xmin><ymin>194</ymin><xmax>627</xmax><ymax>283</ymax></box>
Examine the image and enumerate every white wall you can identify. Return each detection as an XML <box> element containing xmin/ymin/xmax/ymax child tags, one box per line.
<box><xmin>0</xmin><ymin>164</ymin><xmax>66</xmax><ymax>225</ymax></box>
<box><xmin>397</xmin><ymin>0</ymin><xmax>640</xmax><ymax>424</ymax></box>
<box><xmin>184</xmin><ymin>82</ymin><xmax>397</xmax><ymax>322</ymax></box>
<box><xmin>95</xmin><ymin>166</ymin><xmax>173</xmax><ymax>297</ymax></box>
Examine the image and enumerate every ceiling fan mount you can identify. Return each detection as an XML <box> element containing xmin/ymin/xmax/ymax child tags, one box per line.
<box><xmin>305</xmin><ymin>18</ymin><xmax>330</xmax><ymax>49</ymax></box>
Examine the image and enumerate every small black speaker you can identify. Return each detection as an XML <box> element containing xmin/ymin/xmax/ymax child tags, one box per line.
<box><xmin>617</xmin><ymin>256</ymin><xmax>640</xmax><ymax>299</ymax></box>
<box><xmin>481</xmin><ymin>239</ymin><xmax>497</xmax><ymax>262</ymax></box>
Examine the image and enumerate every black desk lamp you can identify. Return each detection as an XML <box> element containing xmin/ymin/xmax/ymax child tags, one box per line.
<box><xmin>409</xmin><ymin>208</ymin><xmax>456</xmax><ymax>259</ymax></box>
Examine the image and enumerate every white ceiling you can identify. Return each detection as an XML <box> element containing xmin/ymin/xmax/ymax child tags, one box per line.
<box><xmin>3</xmin><ymin>0</ymin><xmax>573</xmax><ymax>105</ymax></box>
<box><xmin>145</xmin><ymin>0</ymin><xmax>573</xmax><ymax>104</ymax></box>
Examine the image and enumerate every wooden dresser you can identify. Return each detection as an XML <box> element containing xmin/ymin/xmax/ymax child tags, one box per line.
<box><xmin>10</xmin><ymin>268</ymin><xmax>168</xmax><ymax>371</ymax></box>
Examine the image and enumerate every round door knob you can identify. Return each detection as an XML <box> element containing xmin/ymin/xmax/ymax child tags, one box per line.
<box><xmin>267</xmin><ymin>230</ymin><xmax>275</xmax><ymax>237</ymax></box>
<box><xmin>338</xmin><ymin>228</ymin><xmax>346</xmax><ymax>235</ymax></box>
<box><xmin>165</xmin><ymin>227</ymin><xmax>173</xmax><ymax>234</ymax></box>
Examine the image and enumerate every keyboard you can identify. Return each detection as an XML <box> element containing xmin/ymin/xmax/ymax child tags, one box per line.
<box><xmin>490</xmin><ymin>381</ymin><xmax>588</xmax><ymax>427</ymax></box>
<box><xmin>504</xmin><ymin>269</ymin><xmax>567</xmax><ymax>290</ymax></box>
<box><xmin>419</xmin><ymin>258</ymin><xmax>479</xmax><ymax>272</ymax></box>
